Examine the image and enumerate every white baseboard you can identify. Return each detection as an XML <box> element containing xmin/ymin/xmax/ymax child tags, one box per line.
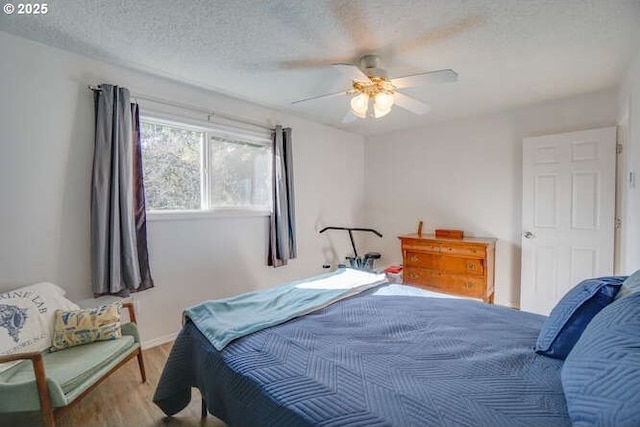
<box><xmin>142</xmin><ymin>331</ymin><xmax>179</xmax><ymax>350</ymax></box>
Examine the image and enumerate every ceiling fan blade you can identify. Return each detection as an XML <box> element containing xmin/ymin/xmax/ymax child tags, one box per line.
<box><xmin>394</xmin><ymin>92</ymin><xmax>431</xmax><ymax>115</ymax></box>
<box><xmin>330</xmin><ymin>0</ymin><xmax>377</xmax><ymax>52</ymax></box>
<box><xmin>275</xmin><ymin>56</ymin><xmax>350</xmax><ymax>70</ymax></box>
<box><xmin>342</xmin><ymin>110</ymin><xmax>358</xmax><ymax>123</ymax></box>
<box><xmin>392</xmin><ymin>69</ymin><xmax>458</xmax><ymax>89</ymax></box>
<box><xmin>332</xmin><ymin>63</ymin><xmax>371</xmax><ymax>82</ymax></box>
<box><xmin>292</xmin><ymin>90</ymin><xmax>347</xmax><ymax>105</ymax></box>
<box><xmin>390</xmin><ymin>14</ymin><xmax>485</xmax><ymax>56</ymax></box>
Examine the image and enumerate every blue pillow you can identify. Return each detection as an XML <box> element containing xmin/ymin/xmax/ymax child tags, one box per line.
<box><xmin>614</xmin><ymin>269</ymin><xmax>640</xmax><ymax>300</ymax></box>
<box><xmin>561</xmin><ymin>291</ymin><xmax>640</xmax><ymax>427</ymax></box>
<box><xmin>535</xmin><ymin>276</ymin><xmax>625</xmax><ymax>359</ymax></box>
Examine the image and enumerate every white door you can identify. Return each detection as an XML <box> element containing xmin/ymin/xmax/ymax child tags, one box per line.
<box><xmin>521</xmin><ymin>127</ymin><xmax>616</xmax><ymax>315</ymax></box>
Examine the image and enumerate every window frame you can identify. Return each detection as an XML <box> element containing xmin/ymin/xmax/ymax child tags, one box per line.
<box><xmin>140</xmin><ymin>112</ymin><xmax>273</xmax><ymax>221</ymax></box>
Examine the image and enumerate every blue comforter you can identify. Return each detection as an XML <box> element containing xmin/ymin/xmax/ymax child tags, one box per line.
<box><xmin>154</xmin><ymin>292</ymin><xmax>570</xmax><ymax>426</ymax></box>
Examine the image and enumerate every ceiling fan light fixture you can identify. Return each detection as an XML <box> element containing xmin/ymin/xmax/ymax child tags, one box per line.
<box><xmin>374</xmin><ymin>91</ymin><xmax>395</xmax><ymax>110</ymax></box>
<box><xmin>294</xmin><ymin>55</ymin><xmax>446</xmax><ymax>121</ymax></box>
<box><xmin>373</xmin><ymin>103</ymin><xmax>392</xmax><ymax>118</ymax></box>
<box><xmin>350</xmin><ymin>93</ymin><xmax>369</xmax><ymax>118</ymax></box>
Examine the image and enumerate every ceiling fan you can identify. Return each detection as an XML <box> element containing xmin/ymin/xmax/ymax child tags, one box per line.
<box><xmin>292</xmin><ymin>54</ymin><xmax>458</xmax><ymax>122</ymax></box>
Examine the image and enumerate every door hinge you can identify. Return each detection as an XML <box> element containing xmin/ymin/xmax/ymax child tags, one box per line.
<box><xmin>615</xmin><ymin>218</ymin><xmax>622</xmax><ymax>229</ymax></box>
<box><xmin>617</xmin><ymin>143</ymin><xmax>623</xmax><ymax>154</ymax></box>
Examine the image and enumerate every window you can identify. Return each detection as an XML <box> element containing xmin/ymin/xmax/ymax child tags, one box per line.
<box><xmin>140</xmin><ymin>120</ymin><xmax>202</xmax><ymax>210</ymax></box>
<box><xmin>140</xmin><ymin>117</ymin><xmax>272</xmax><ymax>213</ymax></box>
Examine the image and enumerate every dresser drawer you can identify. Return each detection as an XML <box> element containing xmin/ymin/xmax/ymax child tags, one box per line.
<box><xmin>439</xmin><ymin>244</ymin><xmax>485</xmax><ymax>258</ymax></box>
<box><xmin>405</xmin><ymin>253</ymin><xmax>484</xmax><ymax>275</ymax></box>
<box><xmin>435</xmin><ymin>274</ymin><xmax>486</xmax><ymax>298</ymax></box>
<box><xmin>404</xmin><ymin>252</ymin><xmax>439</xmax><ymax>269</ymax></box>
<box><xmin>404</xmin><ymin>268</ymin><xmax>486</xmax><ymax>298</ymax></box>
<box><xmin>439</xmin><ymin>257</ymin><xmax>485</xmax><ymax>276</ymax></box>
<box><xmin>403</xmin><ymin>267</ymin><xmax>440</xmax><ymax>285</ymax></box>
<box><xmin>402</xmin><ymin>241</ymin><xmax>440</xmax><ymax>253</ymax></box>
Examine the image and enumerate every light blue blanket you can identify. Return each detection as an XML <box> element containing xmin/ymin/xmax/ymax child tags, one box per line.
<box><xmin>185</xmin><ymin>268</ymin><xmax>387</xmax><ymax>350</ymax></box>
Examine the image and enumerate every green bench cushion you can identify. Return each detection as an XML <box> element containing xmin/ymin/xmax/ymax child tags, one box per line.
<box><xmin>0</xmin><ymin>334</ymin><xmax>137</xmax><ymax>411</ymax></box>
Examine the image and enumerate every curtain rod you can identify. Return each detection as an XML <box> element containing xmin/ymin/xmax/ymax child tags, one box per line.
<box><xmin>88</xmin><ymin>85</ymin><xmax>273</xmax><ymax>131</ymax></box>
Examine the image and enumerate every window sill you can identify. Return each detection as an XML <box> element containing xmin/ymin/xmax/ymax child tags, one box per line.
<box><xmin>146</xmin><ymin>208</ymin><xmax>271</xmax><ymax>221</ymax></box>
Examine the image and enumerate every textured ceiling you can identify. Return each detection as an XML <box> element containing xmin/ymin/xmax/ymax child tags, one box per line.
<box><xmin>1</xmin><ymin>0</ymin><xmax>639</xmax><ymax>135</ymax></box>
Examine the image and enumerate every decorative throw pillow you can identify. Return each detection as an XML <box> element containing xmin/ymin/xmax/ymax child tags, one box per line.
<box><xmin>50</xmin><ymin>303</ymin><xmax>122</xmax><ymax>351</ymax></box>
<box><xmin>0</xmin><ymin>282</ymin><xmax>79</xmax><ymax>372</ymax></box>
<box><xmin>561</xmin><ymin>291</ymin><xmax>640</xmax><ymax>427</ymax></box>
<box><xmin>535</xmin><ymin>276</ymin><xmax>625</xmax><ymax>360</ymax></box>
<box><xmin>614</xmin><ymin>269</ymin><xmax>640</xmax><ymax>300</ymax></box>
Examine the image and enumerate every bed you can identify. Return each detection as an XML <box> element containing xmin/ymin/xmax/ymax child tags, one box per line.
<box><xmin>153</xmin><ymin>270</ymin><xmax>572</xmax><ymax>427</ymax></box>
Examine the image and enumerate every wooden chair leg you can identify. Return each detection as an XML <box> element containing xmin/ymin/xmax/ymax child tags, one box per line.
<box><xmin>32</xmin><ymin>353</ymin><xmax>55</xmax><ymax>427</ymax></box>
<box><xmin>136</xmin><ymin>350</ymin><xmax>147</xmax><ymax>383</ymax></box>
<box><xmin>201</xmin><ymin>399</ymin><xmax>207</xmax><ymax>419</ymax></box>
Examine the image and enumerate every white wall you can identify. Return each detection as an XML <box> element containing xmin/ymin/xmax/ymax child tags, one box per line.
<box><xmin>364</xmin><ymin>90</ymin><xmax>618</xmax><ymax>307</ymax></box>
<box><xmin>0</xmin><ymin>31</ymin><xmax>365</xmax><ymax>346</ymax></box>
<box><xmin>617</xmin><ymin>46</ymin><xmax>640</xmax><ymax>274</ymax></box>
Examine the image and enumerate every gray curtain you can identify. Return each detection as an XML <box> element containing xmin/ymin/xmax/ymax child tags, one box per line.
<box><xmin>268</xmin><ymin>125</ymin><xmax>296</xmax><ymax>267</ymax></box>
<box><xmin>91</xmin><ymin>84</ymin><xmax>154</xmax><ymax>296</ymax></box>
<box><xmin>131</xmin><ymin>104</ymin><xmax>154</xmax><ymax>292</ymax></box>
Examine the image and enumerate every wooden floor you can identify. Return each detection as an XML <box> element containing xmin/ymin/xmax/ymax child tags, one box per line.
<box><xmin>0</xmin><ymin>342</ymin><xmax>227</xmax><ymax>427</ymax></box>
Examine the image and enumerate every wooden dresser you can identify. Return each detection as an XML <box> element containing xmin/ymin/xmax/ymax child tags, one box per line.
<box><xmin>399</xmin><ymin>234</ymin><xmax>496</xmax><ymax>303</ymax></box>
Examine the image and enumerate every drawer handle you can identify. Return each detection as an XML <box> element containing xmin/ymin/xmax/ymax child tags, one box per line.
<box><xmin>410</xmin><ymin>255</ymin><xmax>420</xmax><ymax>263</ymax></box>
<box><xmin>410</xmin><ymin>272</ymin><xmax>420</xmax><ymax>280</ymax></box>
<box><xmin>466</xmin><ymin>263</ymin><xmax>476</xmax><ymax>270</ymax></box>
<box><xmin>464</xmin><ymin>282</ymin><xmax>474</xmax><ymax>288</ymax></box>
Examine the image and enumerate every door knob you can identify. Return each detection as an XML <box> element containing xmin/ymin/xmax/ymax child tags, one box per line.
<box><xmin>523</xmin><ymin>231</ymin><xmax>535</xmax><ymax>239</ymax></box>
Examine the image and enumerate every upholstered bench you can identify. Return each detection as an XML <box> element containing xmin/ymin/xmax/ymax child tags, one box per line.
<box><xmin>0</xmin><ymin>302</ymin><xmax>145</xmax><ymax>427</ymax></box>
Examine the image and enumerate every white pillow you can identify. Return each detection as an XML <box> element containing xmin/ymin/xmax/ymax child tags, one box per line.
<box><xmin>0</xmin><ymin>282</ymin><xmax>80</xmax><ymax>372</ymax></box>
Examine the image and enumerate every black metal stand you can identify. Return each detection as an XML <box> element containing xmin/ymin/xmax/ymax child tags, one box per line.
<box><xmin>318</xmin><ymin>226</ymin><xmax>382</xmax><ymax>257</ymax></box>
<box><xmin>201</xmin><ymin>399</ymin><xmax>207</xmax><ymax>419</ymax></box>
<box><xmin>319</xmin><ymin>227</ymin><xmax>383</xmax><ymax>270</ymax></box>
